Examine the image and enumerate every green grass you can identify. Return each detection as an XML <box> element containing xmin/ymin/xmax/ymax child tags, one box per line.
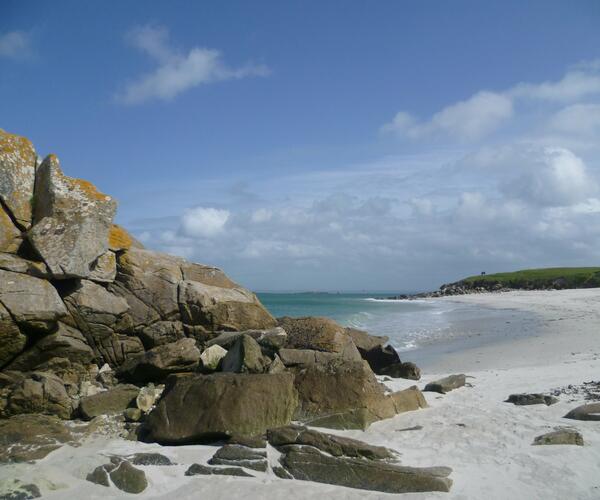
<box><xmin>458</xmin><ymin>267</ymin><xmax>600</xmax><ymax>289</ymax></box>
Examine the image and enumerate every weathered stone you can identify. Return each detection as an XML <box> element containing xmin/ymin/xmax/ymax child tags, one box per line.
<box><xmin>7</xmin><ymin>322</ymin><xmax>94</xmax><ymax>371</ymax></box>
<box><xmin>79</xmin><ymin>384</ymin><xmax>139</xmax><ymax>420</ymax></box>
<box><xmin>145</xmin><ymin>372</ymin><xmax>298</xmax><ymax>444</ymax></box>
<box><xmin>86</xmin><ymin>465</ymin><xmax>110</xmax><ymax>487</ymax></box>
<box><xmin>136</xmin><ymin>384</ymin><xmax>157</xmax><ymax>412</ymax></box>
<box><xmin>278</xmin><ymin>317</ymin><xmax>361</xmax><ymax>360</ymax></box>
<box><xmin>208</xmin><ymin>444</ymin><xmax>268</xmax><ymax>471</ymax></box>
<box><xmin>0</xmin><ymin>302</ymin><xmax>26</xmax><ymax>369</ymax></box>
<box><xmin>200</xmin><ymin>344</ymin><xmax>227</xmax><ymax>372</ymax></box>
<box><xmin>345</xmin><ymin>327</ymin><xmax>388</xmax><ymax>353</ymax></box>
<box><xmin>278</xmin><ymin>445</ymin><xmax>453</xmax><ymax>493</ymax></box>
<box><xmin>267</xmin><ymin>354</ymin><xmax>286</xmax><ymax>374</ymax></box>
<box><xmin>179</xmin><ymin>280</ymin><xmax>276</xmax><ymax>332</ymax></box>
<box><xmin>359</xmin><ymin>344</ymin><xmax>402</xmax><ymax>374</ymax></box>
<box><xmin>0</xmin><ymin>269</ymin><xmax>67</xmax><ymax>332</ymax></box>
<box><xmin>138</xmin><ymin>321</ymin><xmax>185</xmax><ymax>349</ymax></box>
<box><xmin>117</xmin><ymin>338</ymin><xmax>201</xmax><ymax>383</ymax></box>
<box><xmin>506</xmin><ymin>393</ymin><xmax>559</xmax><ymax>406</ymax></box>
<box><xmin>424</xmin><ymin>374</ymin><xmax>466</xmax><ymax>394</ymax></box>
<box><xmin>0</xmin><ymin>481</ymin><xmax>41</xmax><ymax>499</ymax></box>
<box><xmin>129</xmin><ymin>452</ymin><xmax>174</xmax><ymax>466</ymax></box>
<box><xmin>380</xmin><ymin>362</ymin><xmax>421</xmax><ymax>380</ymax></box>
<box><xmin>564</xmin><ymin>403</ymin><xmax>600</xmax><ymax>421</ymax></box>
<box><xmin>279</xmin><ymin>348</ymin><xmax>357</xmax><ymax>367</ymax></box>
<box><xmin>89</xmin><ymin>251</ymin><xmax>117</xmax><ymax>283</ymax></box>
<box><xmin>228</xmin><ymin>435</ymin><xmax>267</xmax><ymax>448</ymax></box>
<box><xmin>533</xmin><ymin>429</ymin><xmax>583</xmax><ymax>446</ymax></box>
<box><xmin>0</xmin><ymin>129</ymin><xmax>36</xmax><ymax>229</ymax></box>
<box><xmin>267</xmin><ymin>425</ymin><xmax>395</xmax><ymax>460</ymax></box>
<box><xmin>4</xmin><ymin>371</ymin><xmax>72</xmax><ymax>419</ymax></box>
<box><xmin>124</xmin><ymin>407</ymin><xmax>143</xmax><ymax>422</ymax></box>
<box><xmin>292</xmin><ymin>357</ymin><xmax>426</xmax><ymax>429</ymax></box>
<box><xmin>109</xmin><ymin>461</ymin><xmax>148</xmax><ymax>494</ymax></box>
<box><xmin>221</xmin><ymin>335</ymin><xmax>269</xmax><ymax>374</ymax></box>
<box><xmin>0</xmin><ymin>253</ymin><xmax>48</xmax><ymax>278</ymax></box>
<box><xmin>206</xmin><ymin>327</ymin><xmax>287</xmax><ymax>351</ymax></box>
<box><xmin>0</xmin><ymin>205</ymin><xmax>21</xmax><ymax>253</ymax></box>
<box><xmin>28</xmin><ymin>154</ymin><xmax>117</xmax><ymax>279</ymax></box>
<box><xmin>185</xmin><ymin>464</ymin><xmax>253</xmax><ymax>477</ymax></box>
<box><xmin>0</xmin><ymin>414</ymin><xmax>73</xmax><ymax>463</ymax></box>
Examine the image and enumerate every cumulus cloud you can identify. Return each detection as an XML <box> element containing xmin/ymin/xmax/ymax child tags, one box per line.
<box><xmin>117</xmin><ymin>25</ymin><xmax>269</xmax><ymax>104</ymax></box>
<box><xmin>180</xmin><ymin>207</ymin><xmax>230</xmax><ymax>238</ymax></box>
<box><xmin>383</xmin><ymin>91</ymin><xmax>513</xmax><ymax>141</ymax></box>
<box><xmin>0</xmin><ymin>31</ymin><xmax>31</xmax><ymax>59</ymax></box>
<box><xmin>549</xmin><ymin>103</ymin><xmax>600</xmax><ymax>136</ymax></box>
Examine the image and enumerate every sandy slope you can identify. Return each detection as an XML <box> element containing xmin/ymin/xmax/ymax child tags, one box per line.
<box><xmin>2</xmin><ymin>289</ymin><xmax>599</xmax><ymax>499</ymax></box>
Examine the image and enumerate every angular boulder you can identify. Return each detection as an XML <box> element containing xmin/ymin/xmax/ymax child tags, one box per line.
<box><xmin>0</xmin><ymin>129</ymin><xmax>36</xmax><ymax>229</ymax></box>
<box><xmin>79</xmin><ymin>384</ymin><xmax>139</xmax><ymax>420</ymax></box>
<box><xmin>0</xmin><ymin>252</ymin><xmax>49</xmax><ymax>278</ymax></box>
<box><xmin>345</xmin><ymin>327</ymin><xmax>388</xmax><ymax>354</ymax></box>
<box><xmin>3</xmin><ymin>371</ymin><xmax>72</xmax><ymax>419</ymax></box>
<box><xmin>0</xmin><ymin>269</ymin><xmax>67</xmax><ymax>332</ymax></box>
<box><xmin>28</xmin><ymin>154</ymin><xmax>117</xmax><ymax>278</ymax></box>
<box><xmin>278</xmin><ymin>317</ymin><xmax>361</xmax><ymax>360</ymax></box>
<box><xmin>117</xmin><ymin>338</ymin><xmax>201</xmax><ymax>383</ymax></box>
<box><xmin>221</xmin><ymin>334</ymin><xmax>269</xmax><ymax>374</ymax></box>
<box><xmin>89</xmin><ymin>250</ymin><xmax>117</xmax><ymax>283</ymax></box>
<box><xmin>360</xmin><ymin>344</ymin><xmax>402</xmax><ymax>374</ymax></box>
<box><xmin>138</xmin><ymin>321</ymin><xmax>185</xmax><ymax>349</ymax></box>
<box><xmin>199</xmin><ymin>344</ymin><xmax>227</xmax><ymax>372</ymax></box>
<box><xmin>144</xmin><ymin>372</ymin><xmax>298</xmax><ymax>444</ymax></box>
<box><xmin>0</xmin><ymin>302</ymin><xmax>26</xmax><ymax>369</ymax></box>
<box><xmin>380</xmin><ymin>361</ymin><xmax>422</xmax><ymax>380</ymax></box>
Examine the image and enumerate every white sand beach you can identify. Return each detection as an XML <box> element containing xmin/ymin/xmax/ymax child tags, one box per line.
<box><xmin>3</xmin><ymin>289</ymin><xmax>600</xmax><ymax>499</ymax></box>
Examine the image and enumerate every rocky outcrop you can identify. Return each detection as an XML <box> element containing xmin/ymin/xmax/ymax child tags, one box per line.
<box><xmin>144</xmin><ymin>372</ymin><xmax>298</xmax><ymax>444</ymax></box>
<box><xmin>221</xmin><ymin>334</ymin><xmax>269</xmax><ymax>374</ymax></box>
<box><xmin>0</xmin><ymin>302</ymin><xmax>27</xmax><ymax>368</ymax></box>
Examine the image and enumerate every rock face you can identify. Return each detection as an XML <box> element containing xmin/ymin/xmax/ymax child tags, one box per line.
<box><xmin>144</xmin><ymin>372</ymin><xmax>298</xmax><ymax>444</ymax></box>
<box><xmin>0</xmin><ymin>205</ymin><xmax>22</xmax><ymax>254</ymax></box>
<box><xmin>564</xmin><ymin>403</ymin><xmax>600</xmax><ymax>421</ymax></box>
<box><xmin>117</xmin><ymin>338</ymin><xmax>201</xmax><ymax>383</ymax></box>
<box><xmin>0</xmin><ymin>302</ymin><xmax>27</xmax><ymax>368</ymax></box>
<box><xmin>0</xmin><ymin>129</ymin><xmax>36</xmax><ymax>229</ymax></box>
<box><xmin>29</xmin><ymin>154</ymin><xmax>117</xmax><ymax>279</ymax></box>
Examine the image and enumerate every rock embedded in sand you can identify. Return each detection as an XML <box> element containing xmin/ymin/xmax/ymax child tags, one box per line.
<box><xmin>208</xmin><ymin>444</ymin><xmax>268</xmax><ymax>471</ymax></box>
<box><xmin>564</xmin><ymin>402</ymin><xmax>600</xmax><ymax>421</ymax></box>
<box><xmin>533</xmin><ymin>428</ymin><xmax>584</xmax><ymax>446</ymax></box>
<box><xmin>380</xmin><ymin>361</ymin><xmax>422</xmax><ymax>380</ymax></box>
<box><xmin>424</xmin><ymin>374</ymin><xmax>467</xmax><ymax>394</ymax></box>
<box><xmin>109</xmin><ymin>460</ymin><xmax>148</xmax><ymax>494</ymax></box>
<box><xmin>185</xmin><ymin>463</ymin><xmax>254</xmax><ymax>477</ymax></box>
<box><xmin>86</xmin><ymin>465</ymin><xmax>111</xmax><ymax>487</ymax></box>
<box><xmin>144</xmin><ymin>372</ymin><xmax>298</xmax><ymax>444</ymax></box>
<box><xmin>506</xmin><ymin>393</ymin><xmax>558</xmax><ymax>406</ymax></box>
<box><xmin>129</xmin><ymin>452</ymin><xmax>174</xmax><ymax>466</ymax></box>
<box><xmin>277</xmin><ymin>445</ymin><xmax>453</xmax><ymax>493</ymax></box>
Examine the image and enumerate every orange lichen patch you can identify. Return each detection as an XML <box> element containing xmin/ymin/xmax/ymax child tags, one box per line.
<box><xmin>109</xmin><ymin>224</ymin><xmax>133</xmax><ymax>251</ymax></box>
<box><xmin>0</xmin><ymin>129</ymin><xmax>36</xmax><ymax>166</ymax></box>
<box><xmin>68</xmin><ymin>177</ymin><xmax>112</xmax><ymax>202</ymax></box>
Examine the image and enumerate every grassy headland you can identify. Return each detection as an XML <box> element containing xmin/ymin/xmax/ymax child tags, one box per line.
<box><xmin>456</xmin><ymin>267</ymin><xmax>600</xmax><ymax>290</ymax></box>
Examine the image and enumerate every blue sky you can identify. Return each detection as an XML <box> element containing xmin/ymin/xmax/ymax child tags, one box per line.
<box><xmin>2</xmin><ymin>1</ymin><xmax>600</xmax><ymax>291</ymax></box>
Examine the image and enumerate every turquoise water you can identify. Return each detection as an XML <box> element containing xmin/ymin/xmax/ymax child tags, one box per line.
<box><xmin>258</xmin><ymin>292</ymin><xmax>535</xmax><ymax>353</ymax></box>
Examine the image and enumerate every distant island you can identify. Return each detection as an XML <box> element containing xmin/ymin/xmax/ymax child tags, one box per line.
<box><xmin>383</xmin><ymin>267</ymin><xmax>600</xmax><ymax>299</ymax></box>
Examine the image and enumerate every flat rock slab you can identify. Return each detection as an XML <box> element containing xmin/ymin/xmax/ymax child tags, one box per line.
<box><xmin>79</xmin><ymin>384</ymin><xmax>139</xmax><ymax>420</ymax></box>
<box><xmin>533</xmin><ymin>429</ymin><xmax>584</xmax><ymax>446</ymax></box>
<box><xmin>279</xmin><ymin>445</ymin><xmax>452</xmax><ymax>493</ymax></box>
<box><xmin>208</xmin><ymin>445</ymin><xmax>268</xmax><ymax>471</ymax></box>
<box><xmin>506</xmin><ymin>393</ymin><xmax>558</xmax><ymax>406</ymax></box>
<box><xmin>185</xmin><ymin>464</ymin><xmax>254</xmax><ymax>477</ymax></box>
<box><xmin>564</xmin><ymin>403</ymin><xmax>600</xmax><ymax>421</ymax></box>
<box><xmin>109</xmin><ymin>461</ymin><xmax>148</xmax><ymax>494</ymax></box>
<box><xmin>424</xmin><ymin>374</ymin><xmax>466</xmax><ymax>394</ymax></box>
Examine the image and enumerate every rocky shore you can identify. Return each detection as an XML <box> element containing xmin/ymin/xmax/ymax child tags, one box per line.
<box><xmin>0</xmin><ymin>128</ymin><xmax>449</xmax><ymax>497</ymax></box>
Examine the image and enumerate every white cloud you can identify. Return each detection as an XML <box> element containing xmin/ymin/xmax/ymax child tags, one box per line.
<box><xmin>549</xmin><ymin>103</ymin><xmax>600</xmax><ymax>135</ymax></box>
<box><xmin>180</xmin><ymin>207</ymin><xmax>230</xmax><ymax>238</ymax></box>
<box><xmin>383</xmin><ymin>91</ymin><xmax>513</xmax><ymax>141</ymax></box>
<box><xmin>118</xmin><ymin>25</ymin><xmax>269</xmax><ymax>104</ymax></box>
<box><xmin>0</xmin><ymin>31</ymin><xmax>31</xmax><ymax>59</ymax></box>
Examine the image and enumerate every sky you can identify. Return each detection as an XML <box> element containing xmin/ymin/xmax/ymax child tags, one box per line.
<box><xmin>2</xmin><ymin>1</ymin><xmax>600</xmax><ymax>292</ymax></box>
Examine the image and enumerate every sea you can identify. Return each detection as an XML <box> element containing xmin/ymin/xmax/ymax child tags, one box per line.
<box><xmin>258</xmin><ymin>292</ymin><xmax>537</xmax><ymax>364</ymax></box>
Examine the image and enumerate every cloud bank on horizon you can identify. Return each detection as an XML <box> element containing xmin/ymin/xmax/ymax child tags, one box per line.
<box><xmin>130</xmin><ymin>60</ymin><xmax>600</xmax><ymax>291</ymax></box>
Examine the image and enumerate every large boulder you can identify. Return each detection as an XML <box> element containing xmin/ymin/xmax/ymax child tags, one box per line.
<box><xmin>564</xmin><ymin>403</ymin><xmax>600</xmax><ymax>421</ymax></box>
<box><xmin>138</xmin><ymin>321</ymin><xmax>185</xmax><ymax>349</ymax></box>
<box><xmin>345</xmin><ymin>327</ymin><xmax>388</xmax><ymax>354</ymax></box>
<box><xmin>6</xmin><ymin>322</ymin><xmax>94</xmax><ymax>371</ymax></box>
<box><xmin>0</xmin><ymin>129</ymin><xmax>36</xmax><ymax>229</ymax></box>
<box><xmin>109</xmin><ymin>460</ymin><xmax>148</xmax><ymax>494</ymax></box>
<box><xmin>278</xmin><ymin>317</ymin><xmax>361</xmax><ymax>360</ymax></box>
<box><xmin>291</xmin><ymin>356</ymin><xmax>426</xmax><ymax>429</ymax></box>
<box><xmin>78</xmin><ymin>384</ymin><xmax>139</xmax><ymax>420</ymax></box>
<box><xmin>28</xmin><ymin>154</ymin><xmax>117</xmax><ymax>279</ymax></box>
<box><xmin>144</xmin><ymin>372</ymin><xmax>298</xmax><ymax>444</ymax></box>
<box><xmin>117</xmin><ymin>338</ymin><xmax>201</xmax><ymax>383</ymax></box>
<box><xmin>0</xmin><ymin>302</ymin><xmax>26</xmax><ymax>368</ymax></box>
<box><xmin>220</xmin><ymin>334</ymin><xmax>269</xmax><ymax>374</ymax></box>
<box><xmin>0</xmin><ymin>269</ymin><xmax>67</xmax><ymax>332</ymax></box>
